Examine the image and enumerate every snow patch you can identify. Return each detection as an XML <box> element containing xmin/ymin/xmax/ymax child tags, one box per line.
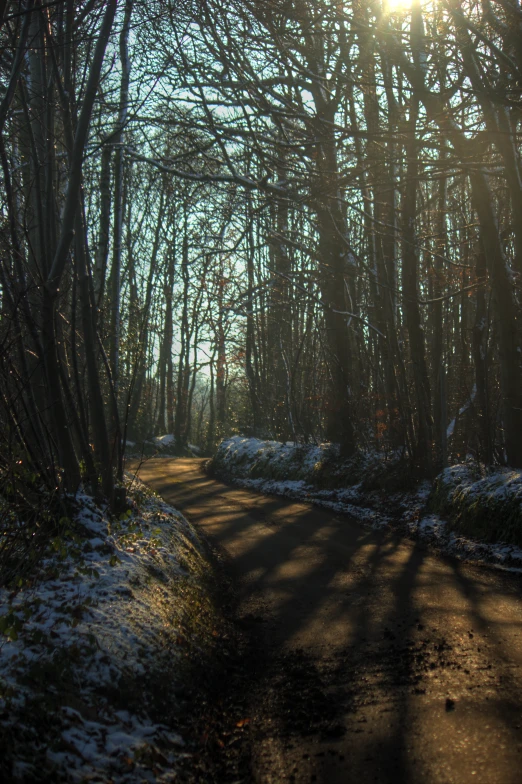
<box><xmin>0</xmin><ymin>477</ymin><xmax>213</xmax><ymax>781</ymax></box>
<box><xmin>213</xmin><ymin>437</ymin><xmax>522</xmax><ymax>572</ymax></box>
<box><xmin>154</xmin><ymin>434</ymin><xmax>175</xmax><ymax>446</ymax></box>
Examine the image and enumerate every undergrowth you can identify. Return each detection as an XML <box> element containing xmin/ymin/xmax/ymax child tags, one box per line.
<box><xmin>213</xmin><ymin>437</ymin><xmax>522</xmax><ymax>548</ymax></box>
<box><xmin>0</xmin><ymin>460</ymin><xmax>76</xmax><ymax>590</ymax></box>
<box><xmin>211</xmin><ymin>437</ymin><xmax>413</xmax><ymax>494</ymax></box>
<box><xmin>0</xmin><ymin>474</ymin><xmax>225</xmax><ymax>782</ymax></box>
<box><xmin>429</xmin><ymin>464</ymin><xmax>522</xmax><ymax>546</ymax></box>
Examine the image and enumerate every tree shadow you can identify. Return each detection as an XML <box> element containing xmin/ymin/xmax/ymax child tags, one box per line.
<box><xmin>137</xmin><ymin>458</ymin><xmax>522</xmax><ymax>784</ymax></box>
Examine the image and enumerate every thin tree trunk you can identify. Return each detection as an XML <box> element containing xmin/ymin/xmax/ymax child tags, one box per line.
<box><xmin>107</xmin><ymin>0</ymin><xmax>133</xmax><ymax>473</ymax></box>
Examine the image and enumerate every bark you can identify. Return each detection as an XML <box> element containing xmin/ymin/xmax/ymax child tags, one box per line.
<box><xmin>245</xmin><ymin>201</ymin><xmax>261</xmax><ymax>435</ymax></box>
<box><xmin>206</xmin><ymin>350</ymin><xmax>216</xmax><ymax>454</ymax></box>
<box><xmin>0</xmin><ymin>0</ymin><xmax>34</xmax><ymax>133</ymax></box>
<box><xmin>174</xmin><ymin>231</ymin><xmax>190</xmax><ymax>450</ymax></box>
<box><xmin>357</xmin><ymin>22</ymin><xmax>403</xmax><ymax>449</ymax></box>
<box><xmin>387</xmin><ymin>10</ymin><xmax>522</xmax><ymax>466</ymax></box>
<box><xmin>472</xmin><ymin>243</ymin><xmax>493</xmax><ymax>464</ymax></box>
<box><xmin>432</xmin><ymin>162</ymin><xmax>448</xmax><ymax>471</ymax></box>
<box><xmin>93</xmin><ymin>145</ymin><xmax>112</xmax><ymax>309</ymax></box>
<box><xmin>469</xmin><ymin>168</ymin><xmax>522</xmax><ymax>465</ymax></box>
<box><xmin>310</xmin><ymin>91</ymin><xmax>356</xmax><ymax>454</ymax></box>
<box><xmin>75</xmin><ymin>208</ymin><xmax>114</xmax><ymax>499</ymax></box>
<box><xmin>401</xmin><ymin>4</ymin><xmax>433</xmax><ymax>475</ymax></box>
<box><xmin>108</xmin><ymin>0</ymin><xmax>133</xmax><ymax>398</ymax></box>
<box><xmin>126</xmin><ymin>188</ymin><xmax>166</xmax><ymax>439</ymax></box>
<box><xmin>106</xmin><ymin>0</ymin><xmax>133</xmax><ymax>475</ymax></box>
<box><xmin>267</xmin><ymin>155</ymin><xmax>292</xmax><ymax>441</ymax></box>
<box><xmin>47</xmin><ymin>0</ymin><xmax>118</xmax><ymax>293</ymax></box>
<box><xmin>450</xmin><ymin>2</ymin><xmax>522</xmax><ymax>275</ymax></box>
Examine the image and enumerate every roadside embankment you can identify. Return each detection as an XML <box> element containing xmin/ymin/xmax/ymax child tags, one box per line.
<box><xmin>210</xmin><ymin>436</ymin><xmax>522</xmax><ymax>569</ymax></box>
<box><xmin>0</xmin><ymin>476</ymin><xmax>225</xmax><ymax>783</ymax></box>
<box><xmin>428</xmin><ymin>463</ymin><xmax>522</xmax><ymax>546</ymax></box>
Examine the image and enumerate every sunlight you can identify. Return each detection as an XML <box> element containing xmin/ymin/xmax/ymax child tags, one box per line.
<box><xmin>384</xmin><ymin>0</ymin><xmax>436</xmax><ymax>12</ymax></box>
<box><xmin>384</xmin><ymin>0</ymin><xmax>411</xmax><ymax>12</ymax></box>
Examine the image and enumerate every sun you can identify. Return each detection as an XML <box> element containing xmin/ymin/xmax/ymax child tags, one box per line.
<box><xmin>384</xmin><ymin>0</ymin><xmax>411</xmax><ymax>12</ymax></box>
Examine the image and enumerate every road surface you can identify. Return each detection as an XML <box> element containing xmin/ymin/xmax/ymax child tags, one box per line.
<box><xmin>135</xmin><ymin>457</ymin><xmax>522</xmax><ymax>784</ymax></box>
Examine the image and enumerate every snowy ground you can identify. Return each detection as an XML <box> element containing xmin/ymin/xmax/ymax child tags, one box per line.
<box><xmin>211</xmin><ymin>436</ymin><xmax>522</xmax><ymax>572</ymax></box>
<box><xmin>0</xmin><ymin>476</ymin><xmax>218</xmax><ymax>782</ymax></box>
<box><xmin>124</xmin><ymin>435</ymin><xmax>202</xmax><ymax>458</ymax></box>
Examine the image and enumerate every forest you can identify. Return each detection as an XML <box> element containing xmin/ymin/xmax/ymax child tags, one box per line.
<box><xmin>3</xmin><ymin>2</ymin><xmax>522</xmax><ymax>782</ymax></box>
<box><xmin>2</xmin><ymin>0</ymin><xmax>522</xmax><ymax>504</ymax></box>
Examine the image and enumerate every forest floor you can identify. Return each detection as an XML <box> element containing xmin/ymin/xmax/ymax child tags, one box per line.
<box><xmin>135</xmin><ymin>456</ymin><xmax>522</xmax><ymax>784</ymax></box>
<box><xmin>0</xmin><ymin>476</ymin><xmax>230</xmax><ymax>783</ymax></box>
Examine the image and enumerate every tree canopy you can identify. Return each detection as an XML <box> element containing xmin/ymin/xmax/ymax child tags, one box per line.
<box><xmin>1</xmin><ymin>0</ymin><xmax>522</xmax><ymax>503</ymax></box>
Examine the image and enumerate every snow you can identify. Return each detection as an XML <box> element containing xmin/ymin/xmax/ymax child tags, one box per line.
<box><xmin>213</xmin><ymin>437</ymin><xmax>522</xmax><ymax>572</ymax></box>
<box><xmin>215</xmin><ymin>435</ymin><xmax>334</xmax><ymax>480</ymax></box>
<box><xmin>213</xmin><ymin>437</ymin><xmax>399</xmax><ymax>528</ymax></box>
<box><xmin>151</xmin><ymin>436</ymin><xmax>202</xmax><ymax>455</ymax></box>
<box><xmin>415</xmin><ymin>511</ymin><xmax>522</xmax><ymax>570</ymax></box>
<box><xmin>446</xmin><ymin>385</ymin><xmax>477</xmax><ymax>439</ymax></box>
<box><xmin>154</xmin><ymin>434</ymin><xmax>175</xmax><ymax>446</ymax></box>
<box><xmin>47</xmin><ymin>710</ymin><xmax>184</xmax><ymax>783</ymax></box>
<box><xmin>0</xmin><ymin>477</ymin><xmax>214</xmax><ymax>781</ymax></box>
<box><xmin>437</xmin><ymin>463</ymin><xmax>522</xmax><ymax>506</ymax></box>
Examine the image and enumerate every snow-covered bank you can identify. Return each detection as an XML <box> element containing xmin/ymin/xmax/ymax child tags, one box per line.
<box><xmin>210</xmin><ymin>437</ymin><xmax>522</xmax><ymax>570</ymax></box>
<box><xmin>429</xmin><ymin>463</ymin><xmax>522</xmax><ymax>547</ymax></box>
<box><xmin>124</xmin><ymin>435</ymin><xmax>203</xmax><ymax>460</ymax></box>
<box><xmin>0</xmin><ymin>478</ymin><xmax>220</xmax><ymax>782</ymax></box>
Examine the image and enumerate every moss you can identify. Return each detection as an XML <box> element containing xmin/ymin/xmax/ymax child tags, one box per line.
<box><xmin>428</xmin><ymin>467</ymin><xmax>522</xmax><ymax>546</ymax></box>
<box><xmin>212</xmin><ymin>439</ymin><xmax>414</xmax><ymax>494</ymax></box>
<box><xmin>450</xmin><ymin>491</ymin><xmax>522</xmax><ymax>545</ymax></box>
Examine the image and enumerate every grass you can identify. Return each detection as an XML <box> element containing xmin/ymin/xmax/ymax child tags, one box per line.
<box><xmin>428</xmin><ymin>465</ymin><xmax>522</xmax><ymax>546</ymax></box>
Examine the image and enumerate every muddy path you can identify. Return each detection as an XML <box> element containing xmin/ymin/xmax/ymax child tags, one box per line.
<box><xmin>134</xmin><ymin>457</ymin><xmax>522</xmax><ymax>784</ymax></box>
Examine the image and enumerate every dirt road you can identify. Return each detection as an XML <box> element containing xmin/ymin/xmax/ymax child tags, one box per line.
<box><xmin>135</xmin><ymin>457</ymin><xmax>522</xmax><ymax>784</ymax></box>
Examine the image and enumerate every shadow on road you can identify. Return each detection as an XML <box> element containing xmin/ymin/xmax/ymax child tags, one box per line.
<box><xmin>134</xmin><ymin>457</ymin><xmax>522</xmax><ymax>784</ymax></box>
